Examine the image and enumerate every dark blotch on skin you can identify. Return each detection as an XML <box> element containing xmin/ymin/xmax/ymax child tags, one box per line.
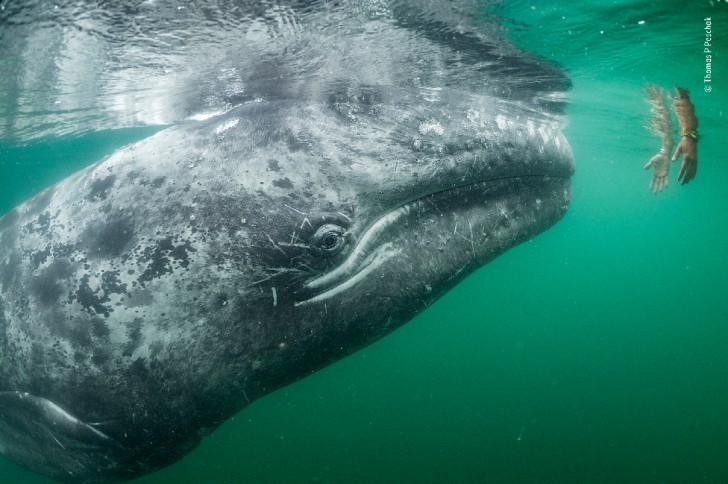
<box><xmin>86</xmin><ymin>175</ymin><xmax>116</xmax><ymax>202</ymax></box>
<box><xmin>29</xmin><ymin>247</ymin><xmax>51</xmax><ymax>269</ymax></box>
<box><xmin>91</xmin><ymin>318</ymin><xmax>111</xmax><ymax>339</ymax></box>
<box><xmin>137</xmin><ymin>175</ymin><xmax>165</xmax><ymax>188</ymax></box>
<box><xmin>29</xmin><ymin>259</ymin><xmax>74</xmax><ymax>306</ymax></box>
<box><xmin>138</xmin><ymin>237</ymin><xmax>195</xmax><ymax>284</ymax></box>
<box><xmin>23</xmin><ymin>211</ymin><xmax>52</xmax><ymax>235</ymax></box>
<box><xmin>52</xmin><ymin>243</ymin><xmax>75</xmax><ymax>259</ymax></box>
<box><xmin>74</xmin><ymin>274</ymin><xmax>112</xmax><ymax>317</ymax></box>
<box><xmin>101</xmin><ymin>270</ymin><xmax>127</xmax><ymax>295</ymax></box>
<box><xmin>84</xmin><ymin>217</ymin><xmax>135</xmax><ymax>258</ymax></box>
<box><xmin>35</xmin><ymin>211</ymin><xmax>51</xmax><ymax>233</ymax></box>
<box><xmin>272</xmin><ymin>178</ymin><xmax>294</xmax><ymax>190</ymax></box>
<box><xmin>267</xmin><ymin>159</ymin><xmax>280</xmax><ymax>172</ymax></box>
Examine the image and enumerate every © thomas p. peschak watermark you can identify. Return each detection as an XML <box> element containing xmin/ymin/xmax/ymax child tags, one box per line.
<box><xmin>704</xmin><ymin>17</ymin><xmax>712</xmax><ymax>92</ymax></box>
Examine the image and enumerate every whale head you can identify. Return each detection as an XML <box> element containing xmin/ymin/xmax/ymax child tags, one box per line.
<box><xmin>0</xmin><ymin>1</ymin><xmax>572</xmax><ymax>481</ymax></box>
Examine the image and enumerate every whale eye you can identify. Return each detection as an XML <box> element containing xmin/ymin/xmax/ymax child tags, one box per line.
<box><xmin>311</xmin><ymin>224</ymin><xmax>347</xmax><ymax>257</ymax></box>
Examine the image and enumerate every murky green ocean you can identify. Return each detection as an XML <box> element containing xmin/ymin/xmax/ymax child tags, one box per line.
<box><xmin>2</xmin><ymin>1</ymin><xmax>727</xmax><ymax>482</ymax></box>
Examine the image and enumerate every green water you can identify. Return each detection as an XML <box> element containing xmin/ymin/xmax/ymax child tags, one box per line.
<box><xmin>2</xmin><ymin>1</ymin><xmax>728</xmax><ymax>482</ymax></box>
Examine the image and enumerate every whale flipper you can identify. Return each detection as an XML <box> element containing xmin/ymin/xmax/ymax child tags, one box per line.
<box><xmin>0</xmin><ymin>391</ymin><xmax>127</xmax><ymax>481</ymax></box>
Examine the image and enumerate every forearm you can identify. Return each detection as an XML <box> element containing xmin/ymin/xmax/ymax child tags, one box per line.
<box><xmin>644</xmin><ymin>85</ymin><xmax>673</xmax><ymax>139</ymax></box>
<box><xmin>673</xmin><ymin>87</ymin><xmax>698</xmax><ymax>133</ymax></box>
<box><xmin>677</xmin><ymin>112</ymin><xmax>698</xmax><ymax>133</ymax></box>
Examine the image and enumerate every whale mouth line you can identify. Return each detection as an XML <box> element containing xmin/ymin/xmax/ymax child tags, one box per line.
<box><xmin>296</xmin><ymin>201</ymin><xmax>411</xmax><ymax>306</ymax></box>
<box><xmin>295</xmin><ymin>172</ymin><xmax>571</xmax><ymax>306</ymax></box>
<box><xmin>294</xmin><ymin>242</ymin><xmax>402</xmax><ymax>306</ymax></box>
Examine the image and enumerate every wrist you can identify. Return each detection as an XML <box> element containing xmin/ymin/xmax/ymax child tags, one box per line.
<box><xmin>680</xmin><ymin>129</ymin><xmax>699</xmax><ymax>142</ymax></box>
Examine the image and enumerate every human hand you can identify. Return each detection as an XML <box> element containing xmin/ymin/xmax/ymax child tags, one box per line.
<box><xmin>672</xmin><ymin>136</ymin><xmax>697</xmax><ymax>185</ymax></box>
<box><xmin>644</xmin><ymin>85</ymin><xmax>665</xmax><ymax>104</ymax></box>
<box><xmin>643</xmin><ymin>150</ymin><xmax>671</xmax><ymax>193</ymax></box>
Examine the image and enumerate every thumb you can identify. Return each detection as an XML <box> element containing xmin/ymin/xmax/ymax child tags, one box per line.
<box><xmin>643</xmin><ymin>159</ymin><xmax>653</xmax><ymax>170</ymax></box>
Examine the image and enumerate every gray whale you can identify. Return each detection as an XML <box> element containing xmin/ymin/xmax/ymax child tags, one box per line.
<box><xmin>0</xmin><ymin>1</ymin><xmax>574</xmax><ymax>481</ymax></box>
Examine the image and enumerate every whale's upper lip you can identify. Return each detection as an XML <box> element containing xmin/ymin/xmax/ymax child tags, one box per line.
<box><xmin>405</xmin><ymin>118</ymin><xmax>575</xmax><ymax>187</ymax></box>
<box><xmin>293</xmin><ymin>114</ymin><xmax>575</xmax><ymax>306</ymax></box>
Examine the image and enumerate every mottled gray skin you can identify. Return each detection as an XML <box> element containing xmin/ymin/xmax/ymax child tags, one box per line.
<box><xmin>0</xmin><ymin>3</ymin><xmax>573</xmax><ymax>483</ymax></box>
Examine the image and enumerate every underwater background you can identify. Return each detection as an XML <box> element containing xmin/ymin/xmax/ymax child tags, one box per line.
<box><xmin>1</xmin><ymin>0</ymin><xmax>727</xmax><ymax>482</ymax></box>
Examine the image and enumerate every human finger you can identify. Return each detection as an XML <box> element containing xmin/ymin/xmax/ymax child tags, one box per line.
<box><xmin>672</xmin><ymin>145</ymin><xmax>682</xmax><ymax>162</ymax></box>
<box><xmin>678</xmin><ymin>161</ymin><xmax>686</xmax><ymax>183</ymax></box>
<box><xmin>650</xmin><ymin>175</ymin><xmax>661</xmax><ymax>193</ymax></box>
<box><xmin>682</xmin><ymin>161</ymin><xmax>696</xmax><ymax>184</ymax></box>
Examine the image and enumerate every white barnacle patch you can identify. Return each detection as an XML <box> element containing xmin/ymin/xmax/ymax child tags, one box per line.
<box><xmin>526</xmin><ymin>119</ymin><xmax>536</xmax><ymax>137</ymax></box>
<box><xmin>214</xmin><ymin>118</ymin><xmax>240</xmax><ymax>136</ymax></box>
<box><xmin>418</xmin><ymin>121</ymin><xmax>444</xmax><ymax>136</ymax></box>
<box><xmin>495</xmin><ymin>114</ymin><xmax>508</xmax><ymax>131</ymax></box>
